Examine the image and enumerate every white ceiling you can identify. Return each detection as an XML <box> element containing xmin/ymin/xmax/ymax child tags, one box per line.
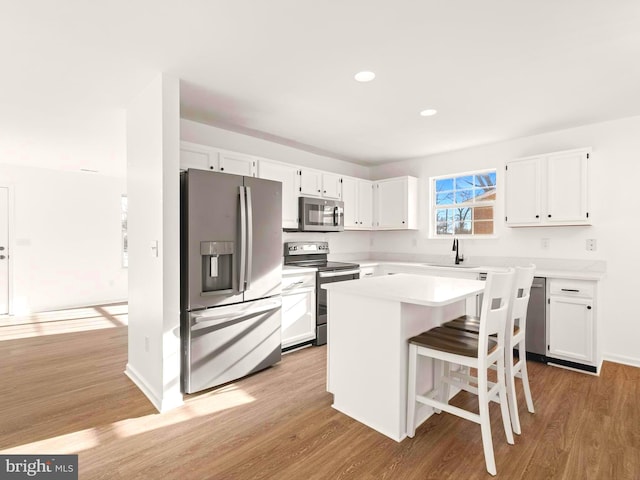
<box><xmin>2</xmin><ymin>0</ymin><xmax>640</xmax><ymax>175</ymax></box>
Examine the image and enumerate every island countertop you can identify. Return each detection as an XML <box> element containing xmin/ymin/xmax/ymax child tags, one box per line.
<box><xmin>322</xmin><ymin>273</ymin><xmax>485</xmax><ymax>307</ymax></box>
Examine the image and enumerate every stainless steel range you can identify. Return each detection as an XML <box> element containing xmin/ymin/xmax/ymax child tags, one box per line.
<box><xmin>284</xmin><ymin>241</ymin><xmax>360</xmax><ymax>345</ymax></box>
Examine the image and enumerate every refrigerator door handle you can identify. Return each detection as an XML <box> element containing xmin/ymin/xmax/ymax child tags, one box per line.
<box><xmin>238</xmin><ymin>186</ymin><xmax>247</xmax><ymax>292</ymax></box>
<box><xmin>192</xmin><ymin>299</ymin><xmax>282</xmax><ymax>327</ymax></box>
<box><xmin>245</xmin><ymin>186</ymin><xmax>253</xmax><ymax>290</ymax></box>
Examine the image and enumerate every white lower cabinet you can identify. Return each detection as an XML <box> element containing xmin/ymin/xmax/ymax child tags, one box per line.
<box><xmin>282</xmin><ymin>271</ymin><xmax>316</xmax><ymax>349</ymax></box>
<box><xmin>547</xmin><ymin>278</ymin><xmax>597</xmax><ymax>371</ymax></box>
<box><xmin>359</xmin><ymin>265</ymin><xmax>380</xmax><ymax>278</ymax></box>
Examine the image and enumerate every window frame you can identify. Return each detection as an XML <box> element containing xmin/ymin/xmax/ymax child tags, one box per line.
<box><xmin>429</xmin><ymin>169</ymin><xmax>498</xmax><ymax>239</ymax></box>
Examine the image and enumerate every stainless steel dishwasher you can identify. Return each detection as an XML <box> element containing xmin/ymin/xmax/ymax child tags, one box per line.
<box><xmin>478</xmin><ymin>274</ymin><xmax>547</xmax><ymax>363</ymax></box>
<box><xmin>516</xmin><ymin>276</ymin><xmax>547</xmax><ymax>363</ymax></box>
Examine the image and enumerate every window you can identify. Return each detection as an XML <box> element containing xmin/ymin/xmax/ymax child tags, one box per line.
<box><xmin>432</xmin><ymin>170</ymin><xmax>496</xmax><ymax>237</ymax></box>
<box><xmin>121</xmin><ymin>194</ymin><xmax>128</xmax><ymax>268</ymax></box>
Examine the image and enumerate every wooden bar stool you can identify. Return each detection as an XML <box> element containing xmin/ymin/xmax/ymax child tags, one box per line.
<box><xmin>406</xmin><ymin>269</ymin><xmax>515</xmax><ymax>476</ymax></box>
<box><xmin>444</xmin><ymin>265</ymin><xmax>536</xmax><ymax>435</ymax></box>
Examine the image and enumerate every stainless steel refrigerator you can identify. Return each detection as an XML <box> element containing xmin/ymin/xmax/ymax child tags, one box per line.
<box><xmin>180</xmin><ymin>169</ymin><xmax>283</xmax><ymax>394</ymax></box>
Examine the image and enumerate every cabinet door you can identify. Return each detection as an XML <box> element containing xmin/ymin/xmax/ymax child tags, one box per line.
<box><xmin>258</xmin><ymin>160</ymin><xmax>300</xmax><ymax>229</ymax></box>
<box><xmin>505</xmin><ymin>157</ymin><xmax>541</xmax><ymax>225</ymax></box>
<box><xmin>376</xmin><ymin>178</ymin><xmax>406</xmax><ymax>229</ymax></box>
<box><xmin>299</xmin><ymin>169</ymin><xmax>322</xmax><ymax>196</ymax></box>
<box><xmin>548</xmin><ymin>296</ymin><xmax>594</xmax><ymax>363</ymax></box>
<box><xmin>219</xmin><ymin>152</ymin><xmax>256</xmax><ymax>177</ymax></box>
<box><xmin>547</xmin><ymin>150</ymin><xmax>588</xmax><ymax>224</ymax></box>
<box><xmin>180</xmin><ymin>142</ymin><xmax>218</xmax><ymax>171</ymax></box>
<box><xmin>357</xmin><ymin>180</ymin><xmax>374</xmax><ymax>229</ymax></box>
<box><xmin>322</xmin><ymin>173</ymin><xmax>342</xmax><ymax>199</ymax></box>
<box><xmin>282</xmin><ymin>289</ymin><xmax>316</xmax><ymax>348</ymax></box>
<box><xmin>342</xmin><ymin>177</ymin><xmax>359</xmax><ymax>229</ymax></box>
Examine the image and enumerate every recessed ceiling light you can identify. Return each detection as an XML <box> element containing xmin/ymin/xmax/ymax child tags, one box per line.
<box><xmin>354</xmin><ymin>71</ymin><xmax>376</xmax><ymax>82</ymax></box>
<box><xmin>420</xmin><ymin>109</ymin><xmax>438</xmax><ymax>117</ymax></box>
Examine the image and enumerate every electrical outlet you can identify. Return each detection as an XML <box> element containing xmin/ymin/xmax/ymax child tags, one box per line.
<box><xmin>541</xmin><ymin>238</ymin><xmax>550</xmax><ymax>249</ymax></box>
<box><xmin>586</xmin><ymin>239</ymin><xmax>597</xmax><ymax>251</ymax></box>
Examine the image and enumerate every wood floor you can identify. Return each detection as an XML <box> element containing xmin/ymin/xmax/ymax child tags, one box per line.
<box><xmin>1</xmin><ymin>306</ymin><xmax>639</xmax><ymax>479</ymax></box>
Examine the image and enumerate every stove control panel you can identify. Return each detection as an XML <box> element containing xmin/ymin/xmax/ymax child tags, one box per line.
<box><xmin>284</xmin><ymin>241</ymin><xmax>330</xmax><ymax>256</ymax></box>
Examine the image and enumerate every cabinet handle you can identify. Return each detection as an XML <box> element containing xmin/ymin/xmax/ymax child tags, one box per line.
<box><xmin>209</xmin><ymin>166</ymin><xmax>214</xmax><ymax>170</ymax></box>
<box><xmin>220</xmin><ymin>167</ymin><xmax>225</xmax><ymax>171</ymax></box>
<box><xmin>535</xmin><ymin>215</ymin><xmax>539</xmax><ymax>218</ymax></box>
<box><xmin>317</xmin><ymin>189</ymin><xmax>321</xmax><ymax>193</ymax></box>
<box><xmin>402</xmin><ymin>221</ymin><xmax>405</xmax><ymax>224</ymax></box>
<box><xmin>548</xmin><ymin>214</ymin><xmax>552</xmax><ymax>218</ymax></box>
<box><xmin>561</xmin><ymin>288</ymin><xmax>580</xmax><ymax>292</ymax></box>
<box><xmin>587</xmin><ymin>306</ymin><xmax>592</xmax><ymax>310</ymax></box>
<box><xmin>323</xmin><ymin>190</ymin><xmax>326</xmax><ymax>193</ymax></box>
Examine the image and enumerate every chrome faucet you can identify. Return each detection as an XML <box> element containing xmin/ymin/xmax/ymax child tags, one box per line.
<box><xmin>452</xmin><ymin>238</ymin><xmax>464</xmax><ymax>265</ymax></box>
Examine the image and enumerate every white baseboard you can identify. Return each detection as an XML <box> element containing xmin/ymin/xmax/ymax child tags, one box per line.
<box><xmin>124</xmin><ymin>363</ymin><xmax>184</xmax><ymax>413</ymax></box>
<box><xmin>602</xmin><ymin>353</ymin><xmax>640</xmax><ymax>369</ymax></box>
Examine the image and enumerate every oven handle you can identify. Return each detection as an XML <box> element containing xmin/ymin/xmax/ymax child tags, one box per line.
<box><xmin>318</xmin><ymin>269</ymin><xmax>360</xmax><ymax>278</ymax></box>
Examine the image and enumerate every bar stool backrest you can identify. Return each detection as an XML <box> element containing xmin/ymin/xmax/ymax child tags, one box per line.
<box><xmin>509</xmin><ymin>265</ymin><xmax>536</xmax><ymax>336</ymax></box>
<box><xmin>477</xmin><ymin>269</ymin><xmax>515</xmax><ymax>364</ymax></box>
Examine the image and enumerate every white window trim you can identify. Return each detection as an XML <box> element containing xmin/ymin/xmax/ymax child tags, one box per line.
<box><xmin>428</xmin><ymin>169</ymin><xmax>498</xmax><ymax>239</ymax></box>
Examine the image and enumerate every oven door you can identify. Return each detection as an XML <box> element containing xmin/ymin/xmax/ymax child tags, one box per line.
<box><xmin>315</xmin><ymin>268</ymin><xmax>360</xmax><ymax>345</ymax></box>
<box><xmin>299</xmin><ymin>197</ymin><xmax>344</xmax><ymax>232</ymax></box>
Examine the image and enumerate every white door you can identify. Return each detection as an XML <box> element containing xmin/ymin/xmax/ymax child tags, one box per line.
<box><xmin>376</xmin><ymin>178</ymin><xmax>406</xmax><ymax>229</ymax></box>
<box><xmin>0</xmin><ymin>187</ymin><xmax>9</xmax><ymax>315</ymax></box>
<box><xmin>219</xmin><ymin>152</ymin><xmax>256</xmax><ymax>177</ymax></box>
<box><xmin>546</xmin><ymin>150</ymin><xmax>588</xmax><ymax>223</ymax></box>
<box><xmin>357</xmin><ymin>180</ymin><xmax>374</xmax><ymax>229</ymax></box>
<box><xmin>299</xmin><ymin>169</ymin><xmax>322</xmax><ymax>196</ymax></box>
<box><xmin>505</xmin><ymin>157</ymin><xmax>542</xmax><ymax>225</ymax></box>
<box><xmin>321</xmin><ymin>173</ymin><xmax>342</xmax><ymax>199</ymax></box>
<box><xmin>258</xmin><ymin>160</ymin><xmax>300</xmax><ymax>229</ymax></box>
<box><xmin>341</xmin><ymin>177</ymin><xmax>359</xmax><ymax>228</ymax></box>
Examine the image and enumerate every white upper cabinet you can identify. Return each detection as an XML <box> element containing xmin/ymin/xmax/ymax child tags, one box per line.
<box><xmin>505</xmin><ymin>157</ymin><xmax>541</xmax><ymax>225</ymax></box>
<box><xmin>506</xmin><ymin>148</ymin><xmax>591</xmax><ymax>227</ymax></box>
<box><xmin>299</xmin><ymin>168</ymin><xmax>323</xmax><ymax>196</ymax></box>
<box><xmin>546</xmin><ymin>150</ymin><xmax>589</xmax><ymax>224</ymax></box>
<box><xmin>258</xmin><ymin>159</ymin><xmax>300</xmax><ymax>230</ymax></box>
<box><xmin>322</xmin><ymin>173</ymin><xmax>342</xmax><ymax>199</ymax></box>
<box><xmin>299</xmin><ymin>169</ymin><xmax>342</xmax><ymax>199</ymax></box>
<box><xmin>218</xmin><ymin>152</ymin><xmax>256</xmax><ymax>177</ymax></box>
<box><xmin>374</xmin><ymin>176</ymin><xmax>418</xmax><ymax>230</ymax></box>
<box><xmin>180</xmin><ymin>142</ymin><xmax>256</xmax><ymax>177</ymax></box>
<box><xmin>180</xmin><ymin>141</ymin><xmax>218</xmax><ymax>171</ymax></box>
<box><xmin>343</xmin><ymin>176</ymin><xmax>373</xmax><ymax>229</ymax></box>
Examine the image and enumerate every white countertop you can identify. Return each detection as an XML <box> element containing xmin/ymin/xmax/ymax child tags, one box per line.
<box><xmin>322</xmin><ymin>273</ymin><xmax>485</xmax><ymax>307</ymax></box>
<box><xmin>351</xmin><ymin>260</ymin><xmax>604</xmax><ymax>281</ymax></box>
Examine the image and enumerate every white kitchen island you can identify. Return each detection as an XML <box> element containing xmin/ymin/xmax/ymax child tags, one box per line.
<box><xmin>323</xmin><ymin>273</ymin><xmax>485</xmax><ymax>442</ymax></box>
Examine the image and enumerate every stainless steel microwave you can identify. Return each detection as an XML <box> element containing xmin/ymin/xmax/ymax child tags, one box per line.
<box><xmin>298</xmin><ymin>196</ymin><xmax>344</xmax><ymax>232</ymax></box>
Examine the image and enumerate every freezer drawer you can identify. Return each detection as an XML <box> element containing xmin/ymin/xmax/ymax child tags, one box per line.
<box><xmin>183</xmin><ymin>297</ymin><xmax>282</xmax><ymax>394</ymax></box>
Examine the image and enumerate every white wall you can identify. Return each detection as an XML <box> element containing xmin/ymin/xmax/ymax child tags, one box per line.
<box><xmin>370</xmin><ymin>115</ymin><xmax>640</xmax><ymax>367</ymax></box>
<box><xmin>0</xmin><ymin>164</ymin><xmax>127</xmax><ymax>313</ymax></box>
<box><xmin>125</xmin><ymin>74</ymin><xmax>182</xmax><ymax>412</ymax></box>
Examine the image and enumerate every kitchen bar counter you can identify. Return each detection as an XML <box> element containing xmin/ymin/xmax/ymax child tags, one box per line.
<box><xmin>323</xmin><ymin>273</ymin><xmax>484</xmax><ymax>442</ymax></box>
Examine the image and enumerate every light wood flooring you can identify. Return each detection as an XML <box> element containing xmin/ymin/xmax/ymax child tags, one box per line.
<box><xmin>1</xmin><ymin>305</ymin><xmax>639</xmax><ymax>479</ymax></box>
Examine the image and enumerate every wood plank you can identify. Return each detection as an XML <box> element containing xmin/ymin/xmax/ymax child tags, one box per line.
<box><xmin>1</xmin><ymin>303</ymin><xmax>639</xmax><ymax>479</ymax></box>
